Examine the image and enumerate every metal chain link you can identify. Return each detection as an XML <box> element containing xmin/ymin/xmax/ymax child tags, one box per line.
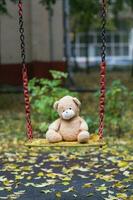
<box><xmin>101</xmin><ymin>0</ymin><xmax>106</xmax><ymax>62</ymax></box>
<box><xmin>18</xmin><ymin>0</ymin><xmax>33</xmax><ymax>140</ymax></box>
<box><xmin>98</xmin><ymin>0</ymin><xmax>107</xmax><ymax>140</ymax></box>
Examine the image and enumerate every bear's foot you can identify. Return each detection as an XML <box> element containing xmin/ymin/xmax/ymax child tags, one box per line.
<box><xmin>46</xmin><ymin>130</ymin><xmax>62</xmax><ymax>143</ymax></box>
<box><xmin>78</xmin><ymin>131</ymin><xmax>90</xmax><ymax>143</ymax></box>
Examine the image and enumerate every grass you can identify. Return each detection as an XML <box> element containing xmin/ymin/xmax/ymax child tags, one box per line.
<box><xmin>74</xmin><ymin>70</ymin><xmax>133</xmax><ymax>89</ymax></box>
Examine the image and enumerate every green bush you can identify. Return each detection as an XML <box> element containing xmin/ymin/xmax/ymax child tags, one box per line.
<box><xmin>85</xmin><ymin>80</ymin><xmax>133</xmax><ymax>136</ymax></box>
<box><xmin>84</xmin><ymin>115</ymin><xmax>99</xmax><ymax>133</ymax></box>
<box><xmin>29</xmin><ymin>70</ymin><xmax>77</xmax><ymax>133</ymax></box>
<box><xmin>104</xmin><ymin>80</ymin><xmax>129</xmax><ymax>136</ymax></box>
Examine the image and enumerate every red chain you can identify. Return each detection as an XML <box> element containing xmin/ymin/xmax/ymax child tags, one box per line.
<box><xmin>18</xmin><ymin>0</ymin><xmax>22</xmax><ymax>16</ymax></box>
<box><xmin>99</xmin><ymin>62</ymin><xmax>106</xmax><ymax>139</ymax></box>
<box><xmin>98</xmin><ymin>0</ymin><xmax>106</xmax><ymax>140</ymax></box>
<box><xmin>18</xmin><ymin>0</ymin><xmax>33</xmax><ymax>140</ymax></box>
<box><xmin>22</xmin><ymin>66</ymin><xmax>33</xmax><ymax>140</ymax></box>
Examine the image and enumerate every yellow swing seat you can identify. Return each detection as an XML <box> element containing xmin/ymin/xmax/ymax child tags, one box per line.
<box><xmin>25</xmin><ymin>134</ymin><xmax>105</xmax><ymax>147</ymax></box>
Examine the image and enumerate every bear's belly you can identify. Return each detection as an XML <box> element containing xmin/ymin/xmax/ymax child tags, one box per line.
<box><xmin>59</xmin><ymin>119</ymin><xmax>80</xmax><ymax>141</ymax></box>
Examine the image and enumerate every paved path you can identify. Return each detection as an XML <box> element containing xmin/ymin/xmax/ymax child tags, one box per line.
<box><xmin>0</xmin><ymin>146</ymin><xmax>133</xmax><ymax>200</ymax></box>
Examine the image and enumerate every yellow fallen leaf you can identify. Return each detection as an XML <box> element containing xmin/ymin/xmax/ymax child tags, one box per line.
<box><xmin>63</xmin><ymin>187</ymin><xmax>75</xmax><ymax>193</ymax></box>
<box><xmin>47</xmin><ymin>173</ymin><xmax>57</xmax><ymax>179</ymax></box>
<box><xmin>97</xmin><ymin>174</ymin><xmax>114</xmax><ymax>182</ymax></box>
<box><xmin>41</xmin><ymin>189</ymin><xmax>51</xmax><ymax>194</ymax></box>
<box><xmin>61</xmin><ymin>177</ymin><xmax>71</xmax><ymax>181</ymax></box>
<box><xmin>5</xmin><ymin>187</ymin><xmax>12</xmax><ymax>192</ymax></box>
<box><xmin>114</xmin><ymin>182</ymin><xmax>124</xmax><ymax>189</ymax></box>
<box><xmin>89</xmin><ymin>134</ymin><xmax>99</xmax><ymax>142</ymax></box>
<box><xmin>117</xmin><ymin>161</ymin><xmax>128</xmax><ymax>168</ymax></box>
<box><xmin>27</xmin><ymin>176</ymin><xmax>32</xmax><ymax>180</ymax></box>
<box><xmin>82</xmin><ymin>183</ymin><xmax>92</xmax><ymax>188</ymax></box>
<box><xmin>14</xmin><ymin>190</ymin><xmax>25</xmax><ymax>195</ymax></box>
<box><xmin>69</xmin><ymin>155</ymin><xmax>76</xmax><ymax>159</ymax></box>
<box><xmin>62</xmin><ymin>182</ymin><xmax>70</xmax><ymax>186</ymax></box>
<box><xmin>78</xmin><ymin>167</ymin><xmax>88</xmax><ymax>172</ymax></box>
<box><xmin>97</xmin><ymin>186</ymin><xmax>107</xmax><ymax>191</ymax></box>
<box><xmin>15</xmin><ymin>175</ymin><xmax>24</xmax><ymax>180</ymax></box>
<box><xmin>3</xmin><ymin>180</ymin><xmax>12</xmax><ymax>186</ymax></box>
<box><xmin>55</xmin><ymin>192</ymin><xmax>62</xmax><ymax>198</ymax></box>
<box><xmin>49</xmin><ymin>156</ymin><xmax>60</xmax><ymax>162</ymax></box>
<box><xmin>37</xmin><ymin>172</ymin><xmax>44</xmax><ymax>177</ymax></box>
<box><xmin>123</xmin><ymin>170</ymin><xmax>130</xmax><ymax>177</ymax></box>
<box><xmin>87</xmin><ymin>193</ymin><xmax>93</xmax><ymax>197</ymax></box>
<box><xmin>22</xmin><ymin>166</ymin><xmax>32</xmax><ymax>171</ymax></box>
<box><xmin>105</xmin><ymin>194</ymin><xmax>117</xmax><ymax>200</ymax></box>
<box><xmin>117</xmin><ymin>193</ymin><xmax>127</xmax><ymax>199</ymax></box>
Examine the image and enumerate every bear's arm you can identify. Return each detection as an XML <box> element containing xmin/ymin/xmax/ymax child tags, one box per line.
<box><xmin>48</xmin><ymin>119</ymin><xmax>61</xmax><ymax>131</ymax></box>
<box><xmin>79</xmin><ymin>117</ymin><xmax>88</xmax><ymax>131</ymax></box>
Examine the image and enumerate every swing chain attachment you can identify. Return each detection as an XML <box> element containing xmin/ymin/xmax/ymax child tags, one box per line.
<box><xmin>99</xmin><ymin>0</ymin><xmax>107</xmax><ymax>140</ymax></box>
<box><xmin>18</xmin><ymin>0</ymin><xmax>33</xmax><ymax>140</ymax></box>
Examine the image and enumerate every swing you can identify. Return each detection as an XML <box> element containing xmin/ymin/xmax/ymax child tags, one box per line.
<box><xmin>18</xmin><ymin>0</ymin><xmax>106</xmax><ymax>147</ymax></box>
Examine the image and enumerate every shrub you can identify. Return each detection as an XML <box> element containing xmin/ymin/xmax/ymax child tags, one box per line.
<box><xmin>84</xmin><ymin>115</ymin><xmax>99</xmax><ymax>133</ymax></box>
<box><xmin>85</xmin><ymin>80</ymin><xmax>133</xmax><ymax>136</ymax></box>
<box><xmin>29</xmin><ymin>70</ymin><xmax>77</xmax><ymax>133</ymax></box>
<box><xmin>104</xmin><ymin>80</ymin><xmax>129</xmax><ymax>136</ymax></box>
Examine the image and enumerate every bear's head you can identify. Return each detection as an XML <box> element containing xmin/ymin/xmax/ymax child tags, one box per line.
<box><xmin>53</xmin><ymin>96</ymin><xmax>81</xmax><ymax>120</ymax></box>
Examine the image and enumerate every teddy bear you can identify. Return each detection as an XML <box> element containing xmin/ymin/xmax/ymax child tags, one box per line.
<box><xmin>46</xmin><ymin>96</ymin><xmax>90</xmax><ymax>143</ymax></box>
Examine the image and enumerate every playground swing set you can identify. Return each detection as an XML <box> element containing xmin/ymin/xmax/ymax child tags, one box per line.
<box><xmin>18</xmin><ymin>0</ymin><xmax>106</xmax><ymax>147</ymax></box>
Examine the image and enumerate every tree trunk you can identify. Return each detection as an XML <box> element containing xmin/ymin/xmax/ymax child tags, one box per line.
<box><xmin>0</xmin><ymin>18</ymin><xmax>1</xmax><ymax>64</ymax></box>
<box><xmin>48</xmin><ymin>8</ymin><xmax>54</xmax><ymax>61</ymax></box>
<box><xmin>73</xmin><ymin>31</ymin><xmax>79</xmax><ymax>70</ymax></box>
<box><xmin>63</xmin><ymin>0</ymin><xmax>75</xmax><ymax>85</ymax></box>
<box><xmin>85</xmin><ymin>32</ymin><xmax>90</xmax><ymax>73</ymax></box>
<box><xmin>131</xmin><ymin>49</ymin><xmax>133</xmax><ymax>77</ymax></box>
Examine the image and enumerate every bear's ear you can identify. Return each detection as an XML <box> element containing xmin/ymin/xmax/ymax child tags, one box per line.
<box><xmin>73</xmin><ymin>97</ymin><xmax>81</xmax><ymax>107</ymax></box>
<box><xmin>53</xmin><ymin>101</ymin><xmax>59</xmax><ymax>111</ymax></box>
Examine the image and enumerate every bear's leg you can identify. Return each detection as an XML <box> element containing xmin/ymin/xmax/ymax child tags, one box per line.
<box><xmin>78</xmin><ymin>131</ymin><xmax>90</xmax><ymax>143</ymax></box>
<box><xmin>46</xmin><ymin>130</ymin><xmax>62</xmax><ymax>143</ymax></box>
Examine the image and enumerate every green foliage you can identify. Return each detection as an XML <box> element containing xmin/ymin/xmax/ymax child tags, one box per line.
<box><xmin>1</xmin><ymin>0</ymin><xmax>133</xmax><ymax>31</ymax></box>
<box><xmin>85</xmin><ymin>80</ymin><xmax>133</xmax><ymax>136</ymax></box>
<box><xmin>70</xmin><ymin>0</ymin><xmax>100</xmax><ymax>32</ymax></box>
<box><xmin>85</xmin><ymin>116</ymin><xmax>98</xmax><ymax>134</ymax></box>
<box><xmin>0</xmin><ymin>0</ymin><xmax>55</xmax><ymax>14</ymax></box>
<box><xmin>104</xmin><ymin>80</ymin><xmax>129</xmax><ymax>136</ymax></box>
<box><xmin>70</xmin><ymin>0</ymin><xmax>133</xmax><ymax>33</ymax></box>
<box><xmin>29</xmin><ymin>70</ymin><xmax>77</xmax><ymax>133</ymax></box>
<box><xmin>0</xmin><ymin>0</ymin><xmax>18</xmax><ymax>14</ymax></box>
<box><xmin>0</xmin><ymin>0</ymin><xmax>7</xmax><ymax>14</ymax></box>
<box><xmin>39</xmin><ymin>0</ymin><xmax>56</xmax><ymax>10</ymax></box>
<box><xmin>109</xmin><ymin>0</ymin><xmax>133</xmax><ymax>29</ymax></box>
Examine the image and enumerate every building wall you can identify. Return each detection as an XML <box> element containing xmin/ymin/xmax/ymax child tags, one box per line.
<box><xmin>0</xmin><ymin>0</ymin><xmax>64</xmax><ymax>64</ymax></box>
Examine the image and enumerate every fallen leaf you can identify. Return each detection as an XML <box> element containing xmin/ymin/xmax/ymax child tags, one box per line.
<box><xmin>55</xmin><ymin>192</ymin><xmax>62</xmax><ymax>198</ymax></box>
<box><xmin>62</xmin><ymin>182</ymin><xmax>70</xmax><ymax>186</ymax></box>
<box><xmin>82</xmin><ymin>183</ymin><xmax>92</xmax><ymax>188</ymax></box>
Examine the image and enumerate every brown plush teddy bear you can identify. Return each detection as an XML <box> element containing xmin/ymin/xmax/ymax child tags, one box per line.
<box><xmin>46</xmin><ymin>96</ymin><xmax>90</xmax><ymax>143</ymax></box>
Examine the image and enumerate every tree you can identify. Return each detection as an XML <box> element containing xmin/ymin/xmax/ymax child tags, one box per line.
<box><xmin>0</xmin><ymin>0</ymin><xmax>56</xmax><ymax>14</ymax></box>
<box><xmin>110</xmin><ymin>0</ymin><xmax>133</xmax><ymax>76</ymax></box>
<box><xmin>39</xmin><ymin>0</ymin><xmax>56</xmax><ymax>10</ymax></box>
<box><xmin>70</xmin><ymin>0</ymin><xmax>100</xmax><ymax>71</ymax></box>
<box><xmin>0</xmin><ymin>0</ymin><xmax>17</xmax><ymax>14</ymax></box>
<box><xmin>70</xmin><ymin>0</ymin><xmax>133</xmax><ymax>72</ymax></box>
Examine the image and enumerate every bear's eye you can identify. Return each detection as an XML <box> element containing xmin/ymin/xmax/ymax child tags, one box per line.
<box><xmin>69</xmin><ymin>108</ymin><xmax>72</xmax><ymax>110</ymax></box>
